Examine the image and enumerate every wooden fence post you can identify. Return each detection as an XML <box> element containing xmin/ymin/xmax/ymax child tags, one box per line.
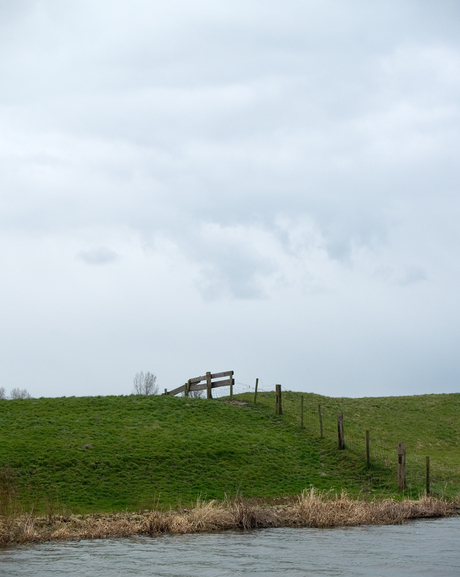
<box><xmin>185</xmin><ymin>380</ymin><xmax>191</xmax><ymax>397</ymax></box>
<box><xmin>337</xmin><ymin>413</ymin><xmax>345</xmax><ymax>450</ymax></box>
<box><xmin>253</xmin><ymin>378</ymin><xmax>259</xmax><ymax>404</ymax></box>
<box><xmin>318</xmin><ymin>404</ymin><xmax>323</xmax><ymax>439</ymax></box>
<box><xmin>300</xmin><ymin>396</ymin><xmax>304</xmax><ymax>429</ymax></box>
<box><xmin>426</xmin><ymin>456</ymin><xmax>430</xmax><ymax>495</ymax></box>
<box><xmin>229</xmin><ymin>371</ymin><xmax>234</xmax><ymax>400</ymax></box>
<box><xmin>275</xmin><ymin>384</ymin><xmax>282</xmax><ymax>415</ymax></box>
<box><xmin>398</xmin><ymin>442</ymin><xmax>406</xmax><ymax>490</ymax></box>
<box><xmin>366</xmin><ymin>430</ymin><xmax>370</xmax><ymax>469</ymax></box>
<box><xmin>164</xmin><ymin>388</ymin><xmax>167</xmax><ymax>395</ymax></box>
<box><xmin>206</xmin><ymin>372</ymin><xmax>212</xmax><ymax>399</ymax></box>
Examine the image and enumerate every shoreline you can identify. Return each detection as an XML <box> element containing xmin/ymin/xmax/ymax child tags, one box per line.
<box><xmin>1</xmin><ymin>490</ymin><xmax>458</xmax><ymax>546</ymax></box>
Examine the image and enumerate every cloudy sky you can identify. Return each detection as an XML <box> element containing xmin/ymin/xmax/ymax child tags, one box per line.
<box><xmin>1</xmin><ymin>0</ymin><xmax>459</xmax><ymax>398</ymax></box>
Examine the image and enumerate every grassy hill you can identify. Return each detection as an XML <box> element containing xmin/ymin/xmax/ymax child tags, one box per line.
<box><xmin>244</xmin><ymin>390</ymin><xmax>460</xmax><ymax>500</ymax></box>
<box><xmin>0</xmin><ymin>391</ymin><xmax>458</xmax><ymax>514</ymax></box>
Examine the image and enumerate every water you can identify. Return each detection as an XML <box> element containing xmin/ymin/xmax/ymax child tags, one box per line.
<box><xmin>1</xmin><ymin>517</ymin><xmax>459</xmax><ymax>576</ymax></box>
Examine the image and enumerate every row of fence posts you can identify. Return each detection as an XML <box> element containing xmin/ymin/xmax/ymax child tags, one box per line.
<box><xmin>260</xmin><ymin>383</ymin><xmax>432</xmax><ymax>494</ymax></box>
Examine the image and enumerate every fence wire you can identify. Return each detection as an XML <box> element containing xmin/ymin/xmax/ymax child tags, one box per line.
<box><xmin>175</xmin><ymin>380</ymin><xmax>454</xmax><ymax>496</ymax></box>
<box><xmin>177</xmin><ymin>379</ymin><xmax>274</xmax><ymax>399</ymax></box>
<box><xmin>210</xmin><ymin>379</ymin><xmax>273</xmax><ymax>398</ymax></box>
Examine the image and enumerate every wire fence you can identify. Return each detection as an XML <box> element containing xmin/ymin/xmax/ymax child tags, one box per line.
<box><xmin>175</xmin><ymin>376</ymin><xmax>273</xmax><ymax>399</ymax></box>
<box><xmin>174</xmin><ymin>378</ymin><xmax>455</xmax><ymax>496</ymax></box>
<box><xmin>205</xmin><ymin>379</ymin><xmax>273</xmax><ymax>399</ymax></box>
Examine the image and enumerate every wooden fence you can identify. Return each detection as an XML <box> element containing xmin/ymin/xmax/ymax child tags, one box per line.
<box><xmin>164</xmin><ymin>371</ymin><xmax>234</xmax><ymax>399</ymax></box>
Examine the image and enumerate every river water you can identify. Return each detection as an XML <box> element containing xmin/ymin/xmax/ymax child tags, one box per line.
<box><xmin>1</xmin><ymin>517</ymin><xmax>459</xmax><ymax>576</ymax></box>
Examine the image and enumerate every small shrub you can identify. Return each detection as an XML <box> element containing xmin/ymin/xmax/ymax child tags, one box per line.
<box><xmin>10</xmin><ymin>388</ymin><xmax>31</xmax><ymax>400</ymax></box>
<box><xmin>132</xmin><ymin>372</ymin><xmax>158</xmax><ymax>395</ymax></box>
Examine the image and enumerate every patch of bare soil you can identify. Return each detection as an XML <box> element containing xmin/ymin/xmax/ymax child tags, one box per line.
<box><xmin>224</xmin><ymin>400</ymin><xmax>248</xmax><ymax>407</ymax></box>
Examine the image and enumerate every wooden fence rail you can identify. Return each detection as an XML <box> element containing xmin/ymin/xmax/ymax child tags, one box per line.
<box><xmin>164</xmin><ymin>371</ymin><xmax>234</xmax><ymax>399</ymax></box>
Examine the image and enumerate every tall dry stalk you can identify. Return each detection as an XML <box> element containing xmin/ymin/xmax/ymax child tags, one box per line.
<box><xmin>0</xmin><ymin>490</ymin><xmax>457</xmax><ymax>544</ymax></box>
<box><xmin>293</xmin><ymin>488</ymin><xmax>455</xmax><ymax>527</ymax></box>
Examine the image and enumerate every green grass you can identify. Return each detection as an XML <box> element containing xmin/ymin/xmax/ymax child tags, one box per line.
<box><xmin>242</xmin><ymin>390</ymin><xmax>460</xmax><ymax>500</ymax></box>
<box><xmin>0</xmin><ymin>391</ymin><xmax>458</xmax><ymax>513</ymax></box>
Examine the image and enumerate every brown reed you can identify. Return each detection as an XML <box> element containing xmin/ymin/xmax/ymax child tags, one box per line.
<box><xmin>0</xmin><ymin>490</ymin><xmax>457</xmax><ymax>546</ymax></box>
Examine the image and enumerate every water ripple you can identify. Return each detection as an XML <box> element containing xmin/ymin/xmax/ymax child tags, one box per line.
<box><xmin>1</xmin><ymin>517</ymin><xmax>459</xmax><ymax>576</ymax></box>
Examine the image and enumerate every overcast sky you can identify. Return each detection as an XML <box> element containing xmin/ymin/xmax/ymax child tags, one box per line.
<box><xmin>1</xmin><ymin>0</ymin><xmax>459</xmax><ymax>398</ymax></box>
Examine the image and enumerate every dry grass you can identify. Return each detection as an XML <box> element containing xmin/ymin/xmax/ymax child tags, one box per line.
<box><xmin>1</xmin><ymin>490</ymin><xmax>457</xmax><ymax>545</ymax></box>
<box><xmin>292</xmin><ymin>488</ymin><xmax>455</xmax><ymax>527</ymax></box>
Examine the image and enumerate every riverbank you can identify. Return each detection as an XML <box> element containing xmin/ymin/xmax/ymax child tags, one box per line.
<box><xmin>1</xmin><ymin>392</ymin><xmax>459</xmax><ymax>513</ymax></box>
<box><xmin>1</xmin><ymin>491</ymin><xmax>457</xmax><ymax>545</ymax></box>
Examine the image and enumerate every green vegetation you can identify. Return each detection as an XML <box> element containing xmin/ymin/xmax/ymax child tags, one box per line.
<box><xmin>241</xmin><ymin>391</ymin><xmax>460</xmax><ymax>500</ymax></box>
<box><xmin>0</xmin><ymin>391</ymin><xmax>458</xmax><ymax>514</ymax></box>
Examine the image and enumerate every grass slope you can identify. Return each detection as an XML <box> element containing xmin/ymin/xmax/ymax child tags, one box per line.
<box><xmin>241</xmin><ymin>390</ymin><xmax>460</xmax><ymax>499</ymax></box>
<box><xmin>0</xmin><ymin>391</ymin><xmax>458</xmax><ymax>513</ymax></box>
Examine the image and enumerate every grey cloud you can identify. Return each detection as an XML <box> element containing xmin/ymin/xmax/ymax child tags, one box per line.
<box><xmin>400</xmin><ymin>266</ymin><xmax>428</xmax><ymax>285</ymax></box>
<box><xmin>77</xmin><ymin>247</ymin><xmax>119</xmax><ymax>265</ymax></box>
<box><xmin>189</xmin><ymin>225</ymin><xmax>277</xmax><ymax>300</ymax></box>
<box><xmin>196</xmin><ymin>264</ymin><xmax>266</xmax><ymax>301</ymax></box>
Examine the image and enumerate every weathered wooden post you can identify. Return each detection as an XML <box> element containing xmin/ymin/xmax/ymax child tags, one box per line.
<box><xmin>398</xmin><ymin>442</ymin><xmax>406</xmax><ymax>490</ymax></box>
<box><xmin>318</xmin><ymin>404</ymin><xmax>323</xmax><ymax>439</ymax></box>
<box><xmin>426</xmin><ymin>456</ymin><xmax>430</xmax><ymax>495</ymax></box>
<box><xmin>229</xmin><ymin>371</ymin><xmax>234</xmax><ymax>400</ymax></box>
<box><xmin>337</xmin><ymin>412</ymin><xmax>345</xmax><ymax>450</ymax></box>
<box><xmin>366</xmin><ymin>430</ymin><xmax>370</xmax><ymax>469</ymax></box>
<box><xmin>253</xmin><ymin>378</ymin><xmax>259</xmax><ymax>404</ymax></box>
<box><xmin>164</xmin><ymin>388</ymin><xmax>168</xmax><ymax>395</ymax></box>
<box><xmin>300</xmin><ymin>396</ymin><xmax>304</xmax><ymax>429</ymax></box>
<box><xmin>275</xmin><ymin>384</ymin><xmax>282</xmax><ymax>415</ymax></box>
<box><xmin>206</xmin><ymin>371</ymin><xmax>212</xmax><ymax>399</ymax></box>
<box><xmin>185</xmin><ymin>380</ymin><xmax>191</xmax><ymax>397</ymax></box>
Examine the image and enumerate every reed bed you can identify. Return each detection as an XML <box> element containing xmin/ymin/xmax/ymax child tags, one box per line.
<box><xmin>0</xmin><ymin>490</ymin><xmax>457</xmax><ymax>545</ymax></box>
